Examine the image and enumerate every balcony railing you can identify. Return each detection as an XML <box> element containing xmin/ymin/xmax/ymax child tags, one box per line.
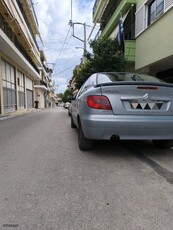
<box><xmin>0</xmin><ymin>13</ymin><xmax>39</xmax><ymax>74</ymax></box>
<box><xmin>93</xmin><ymin>0</ymin><xmax>100</xmax><ymax>14</ymax></box>
<box><xmin>16</xmin><ymin>0</ymin><xmax>39</xmax><ymax>50</ymax></box>
<box><xmin>125</xmin><ymin>40</ymin><xmax>136</xmax><ymax>62</ymax></box>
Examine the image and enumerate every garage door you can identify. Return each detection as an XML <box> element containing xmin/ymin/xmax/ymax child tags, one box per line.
<box><xmin>26</xmin><ymin>77</ymin><xmax>33</xmax><ymax>109</ymax></box>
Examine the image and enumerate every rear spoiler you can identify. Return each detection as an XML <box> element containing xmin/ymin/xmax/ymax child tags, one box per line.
<box><xmin>95</xmin><ymin>82</ymin><xmax>173</xmax><ymax>88</ymax></box>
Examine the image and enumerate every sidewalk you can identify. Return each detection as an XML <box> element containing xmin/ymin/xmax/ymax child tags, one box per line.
<box><xmin>0</xmin><ymin>108</ymin><xmax>42</xmax><ymax>120</ymax></box>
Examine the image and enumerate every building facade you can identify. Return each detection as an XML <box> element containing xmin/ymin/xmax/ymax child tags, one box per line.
<box><xmin>0</xmin><ymin>0</ymin><xmax>55</xmax><ymax>115</ymax></box>
<box><xmin>93</xmin><ymin>0</ymin><xmax>136</xmax><ymax>71</ymax></box>
<box><xmin>135</xmin><ymin>0</ymin><xmax>173</xmax><ymax>81</ymax></box>
<box><xmin>92</xmin><ymin>0</ymin><xmax>173</xmax><ymax>82</ymax></box>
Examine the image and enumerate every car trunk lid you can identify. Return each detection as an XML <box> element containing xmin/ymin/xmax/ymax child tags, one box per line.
<box><xmin>97</xmin><ymin>82</ymin><xmax>173</xmax><ymax>115</ymax></box>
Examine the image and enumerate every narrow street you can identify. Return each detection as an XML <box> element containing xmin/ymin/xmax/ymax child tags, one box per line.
<box><xmin>0</xmin><ymin>107</ymin><xmax>173</xmax><ymax>230</ymax></box>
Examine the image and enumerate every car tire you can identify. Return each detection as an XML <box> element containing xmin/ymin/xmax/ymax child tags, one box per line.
<box><xmin>78</xmin><ymin>122</ymin><xmax>93</xmax><ymax>150</ymax></box>
<box><xmin>152</xmin><ymin>140</ymin><xmax>173</xmax><ymax>149</ymax></box>
<box><xmin>71</xmin><ymin>116</ymin><xmax>76</xmax><ymax>128</ymax></box>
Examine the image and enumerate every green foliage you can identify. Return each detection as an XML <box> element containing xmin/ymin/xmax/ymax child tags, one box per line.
<box><xmin>57</xmin><ymin>93</ymin><xmax>63</xmax><ymax>99</ymax></box>
<box><xmin>74</xmin><ymin>37</ymin><xmax>125</xmax><ymax>89</ymax></box>
<box><xmin>62</xmin><ymin>89</ymin><xmax>73</xmax><ymax>103</ymax></box>
<box><xmin>75</xmin><ymin>61</ymin><xmax>95</xmax><ymax>89</ymax></box>
<box><xmin>90</xmin><ymin>38</ymin><xmax>125</xmax><ymax>72</ymax></box>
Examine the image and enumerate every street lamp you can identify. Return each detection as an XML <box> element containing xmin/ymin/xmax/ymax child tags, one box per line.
<box><xmin>75</xmin><ymin>47</ymin><xmax>83</xmax><ymax>49</ymax></box>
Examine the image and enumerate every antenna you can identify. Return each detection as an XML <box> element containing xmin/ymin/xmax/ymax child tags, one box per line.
<box><xmin>71</xmin><ymin>0</ymin><xmax>73</xmax><ymax>22</ymax></box>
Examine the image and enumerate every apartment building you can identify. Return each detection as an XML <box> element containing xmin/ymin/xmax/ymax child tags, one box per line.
<box><xmin>93</xmin><ymin>0</ymin><xmax>136</xmax><ymax>71</ymax></box>
<box><xmin>135</xmin><ymin>0</ymin><xmax>173</xmax><ymax>81</ymax></box>
<box><xmin>0</xmin><ymin>0</ymin><xmax>54</xmax><ymax>115</ymax></box>
<box><xmin>92</xmin><ymin>0</ymin><xmax>173</xmax><ymax>82</ymax></box>
<box><xmin>68</xmin><ymin>65</ymin><xmax>81</xmax><ymax>96</ymax></box>
<box><xmin>34</xmin><ymin>51</ymin><xmax>53</xmax><ymax>109</ymax></box>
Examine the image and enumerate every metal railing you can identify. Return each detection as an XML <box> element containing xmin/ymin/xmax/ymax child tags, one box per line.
<box><xmin>93</xmin><ymin>0</ymin><xmax>100</xmax><ymax>14</ymax></box>
<box><xmin>16</xmin><ymin>0</ymin><xmax>39</xmax><ymax>50</ymax></box>
<box><xmin>0</xmin><ymin>13</ymin><xmax>39</xmax><ymax>74</ymax></box>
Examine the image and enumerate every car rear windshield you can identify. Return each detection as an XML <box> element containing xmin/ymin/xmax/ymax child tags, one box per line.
<box><xmin>97</xmin><ymin>73</ymin><xmax>162</xmax><ymax>84</ymax></box>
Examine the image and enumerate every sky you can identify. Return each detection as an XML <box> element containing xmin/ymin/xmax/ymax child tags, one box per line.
<box><xmin>34</xmin><ymin>0</ymin><xmax>99</xmax><ymax>94</ymax></box>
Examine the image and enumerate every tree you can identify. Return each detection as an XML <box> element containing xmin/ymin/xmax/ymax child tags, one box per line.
<box><xmin>57</xmin><ymin>93</ymin><xmax>63</xmax><ymax>98</ymax></box>
<box><xmin>74</xmin><ymin>61</ymin><xmax>95</xmax><ymax>90</ymax></box>
<box><xmin>89</xmin><ymin>37</ymin><xmax>125</xmax><ymax>72</ymax></box>
<box><xmin>74</xmin><ymin>37</ymin><xmax>125</xmax><ymax>89</ymax></box>
<box><xmin>62</xmin><ymin>89</ymin><xmax>73</xmax><ymax>103</ymax></box>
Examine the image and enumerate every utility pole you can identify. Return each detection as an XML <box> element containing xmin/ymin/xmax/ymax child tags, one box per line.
<box><xmin>71</xmin><ymin>0</ymin><xmax>73</xmax><ymax>23</ymax></box>
<box><xmin>69</xmin><ymin>21</ymin><xmax>87</xmax><ymax>64</ymax></box>
<box><xmin>70</xmin><ymin>0</ymin><xmax>86</xmax><ymax>63</ymax></box>
<box><xmin>83</xmin><ymin>22</ymin><xmax>86</xmax><ymax>63</ymax></box>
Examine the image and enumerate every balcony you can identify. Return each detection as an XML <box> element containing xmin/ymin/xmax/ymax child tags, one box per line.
<box><xmin>93</xmin><ymin>0</ymin><xmax>100</xmax><ymax>15</ymax></box>
<box><xmin>0</xmin><ymin>14</ymin><xmax>40</xmax><ymax>79</ymax></box>
<box><xmin>34</xmin><ymin>79</ymin><xmax>50</xmax><ymax>91</ymax></box>
<box><xmin>93</xmin><ymin>0</ymin><xmax>111</xmax><ymax>23</ymax></box>
<box><xmin>125</xmin><ymin>40</ymin><xmax>136</xmax><ymax>62</ymax></box>
<box><xmin>16</xmin><ymin>0</ymin><xmax>39</xmax><ymax>50</ymax></box>
<box><xmin>101</xmin><ymin>0</ymin><xmax>136</xmax><ymax>38</ymax></box>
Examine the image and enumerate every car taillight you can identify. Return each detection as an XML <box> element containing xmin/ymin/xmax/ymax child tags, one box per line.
<box><xmin>87</xmin><ymin>95</ymin><xmax>112</xmax><ymax>110</ymax></box>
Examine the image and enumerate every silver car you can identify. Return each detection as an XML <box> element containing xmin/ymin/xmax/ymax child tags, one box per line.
<box><xmin>70</xmin><ymin>72</ymin><xmax>173</xmax><ymax>150</ymax></box>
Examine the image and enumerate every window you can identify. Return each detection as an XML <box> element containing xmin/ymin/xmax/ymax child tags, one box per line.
<box><xmin>97</xmin><ymin>74</ymin><xmax>112</xmax><ymax>84</ymax></box>
<box><xmin>2</xmin><ymin>59</ymin><xmax>16</xmax><ymax>112</ymax></box>
<box><xmin>77</xmin><ymin>74</ymin><xmax>97</xmax><ymax>98</ymax></box>
<box><xmin>136</xmin><ymin>0</ymin><xmax>173</xmax><ymax>37</ymax></box>
<box><xmin>148</xmin><ymin>0</ymin><xmax>164</xmax><ymax>25</ymax></box>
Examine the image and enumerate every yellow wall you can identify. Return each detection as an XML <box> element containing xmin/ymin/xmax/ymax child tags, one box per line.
<box><xmin>135</xmin><ymin>10</ymin><xmax>173</xmax><ymax>70</ymax></box>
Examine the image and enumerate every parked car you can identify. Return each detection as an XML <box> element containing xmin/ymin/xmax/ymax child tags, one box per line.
<box><xmin>68</xmin><ymin>102</ymin><xmax>72</xmax><ymax>116</ymax></box>
<box><xmin>64</xmin><ymin>102</ymin><xmax>70</xmax><ymax>109</ymax></box>
<box><xmin>70</xmin><ymin>72</ymin><xmax>173</xmax><ymax>150</ymax></box>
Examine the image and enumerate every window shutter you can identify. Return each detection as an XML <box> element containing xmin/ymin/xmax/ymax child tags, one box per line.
<box><xmin>164</xmin><ymin>0</ymin><xmax>173</xmax><ymax>11</ymax></box>
<box><xmin>135</xmin><ymin>5</ymin><xmax>145</xmax><ymax>37</ymax></box>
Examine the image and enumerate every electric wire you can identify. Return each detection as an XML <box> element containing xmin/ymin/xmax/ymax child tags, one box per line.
<box><xmin>53</xmin><ymin>25</ymin><xmax>72</xmax><ymax>71</ymax></box>
<box><xmin>52</xmin><ymin>59</ymin><xmax>81</xmax><ymax>76</ymax></box>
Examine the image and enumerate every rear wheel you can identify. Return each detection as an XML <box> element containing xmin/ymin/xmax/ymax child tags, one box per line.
<box><xmin>71</xmin><ymin>116</ymin><xmax>76</xmax><ymax>128</ymax></box>
<box><xmin>152</xmin><ymin>140</ymin><xmax>173</xmax><ymax>149</ymax></box>
<box><xmin>78</xmin><ymin>122</ymin><xmax>93</xmax><ymax>150</ymax></box>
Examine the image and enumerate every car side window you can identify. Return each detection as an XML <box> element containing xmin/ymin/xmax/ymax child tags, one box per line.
<box><xmin>77</xmin><ymin>74</ymin><xmax>97</xmax><ymax>98</ymax></box>
<box><xmin>88</xmin><ymin>74</ymin><xmax>97</xmax><ymax>87</ymax></box>
<box><xmin>76</xmin><ymin>84</ymin><xmax>85</xmax><ymax>98</ymax></box>
<box><xmin>76</xmin><ymin>80</ymin><xmax>89</xmax><ymax>98</ymax></box>
<box><xmin>97</xmin><ymin>73</ymin><xmax>112</xmax><ymax>84</ymax></box>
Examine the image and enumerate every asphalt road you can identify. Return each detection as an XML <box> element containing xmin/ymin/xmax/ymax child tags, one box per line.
<box><xmin>0</xmin><ymin>107</ymin><xmax>173</xmax><ymax>230</ymax></box>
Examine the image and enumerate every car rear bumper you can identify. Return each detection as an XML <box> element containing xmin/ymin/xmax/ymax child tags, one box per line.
<box><xmin>81</xmin><ymin>115</ymin><xmax>173</xmax><ymax>140</ymax></box>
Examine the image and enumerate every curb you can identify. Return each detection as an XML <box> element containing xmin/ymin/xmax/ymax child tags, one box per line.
<box><xmin>0</xmin><ymin>109</ymin><xmax>43</xmax><ymax>120</ymax></box>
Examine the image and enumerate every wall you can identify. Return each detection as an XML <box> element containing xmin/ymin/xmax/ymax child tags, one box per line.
<box><xmin>135</xmin><ymin>10</ymin><xmax>173</xmax><ymax>70</ymax></box>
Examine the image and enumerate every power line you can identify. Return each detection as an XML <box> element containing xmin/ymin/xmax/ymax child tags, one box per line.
<box><xmin>53</xmin><ymin>26</ymin><xmax>72</xmax><ymax>71</ymax></box>
<box><xmin>52</xmin><ymin>59</ymin><xmax>81</xmax><ymax>76</ymax></box>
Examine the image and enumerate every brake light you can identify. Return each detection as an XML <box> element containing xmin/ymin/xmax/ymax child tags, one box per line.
<box><xmin>137</xmin><ymin>86</ymin><xmax>158</xmax><ymax>90</ymax></box>
<box><xmin>87</xmin><ymin>95</ymin><xmax>112</xmax><ymax>110</ymax></box>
